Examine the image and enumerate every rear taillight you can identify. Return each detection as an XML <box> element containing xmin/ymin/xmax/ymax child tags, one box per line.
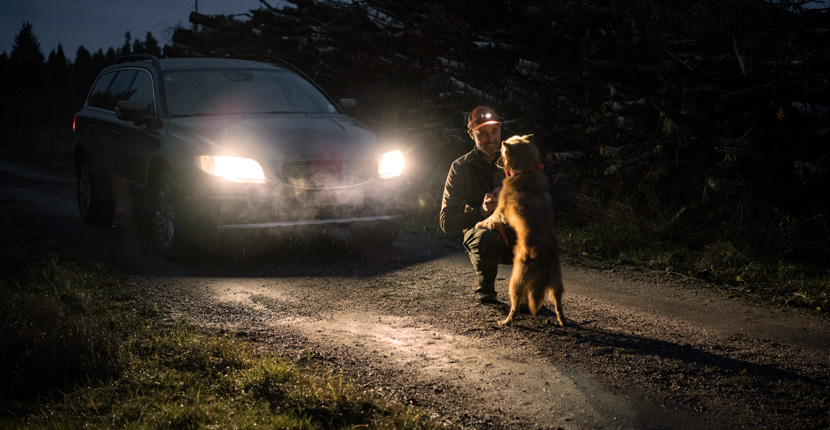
<box><xmin>72</xmin><ymin>114</ymin><xmax>76</xmax><ymax>133</ymax></box>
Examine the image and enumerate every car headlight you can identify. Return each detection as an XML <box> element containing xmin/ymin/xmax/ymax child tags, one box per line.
<box><xmin>196</xmin><ymin>155</ymin><xmax>266</xmax><ymax>183</ymax></box>
<box><xmin>379</xmin><ymin>150</ymin><xmax>406</xmax><ymax>179</ymax></box>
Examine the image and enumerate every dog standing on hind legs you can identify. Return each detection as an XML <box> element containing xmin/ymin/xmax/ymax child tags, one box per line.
<box><xmin>475</xmin><ymin>135</ymin><xmax>566</xmax><ymax>327</ymax></box>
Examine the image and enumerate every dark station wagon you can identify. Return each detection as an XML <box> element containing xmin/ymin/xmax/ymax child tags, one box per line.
<box><xmin>73</xmin><ymin>55</ymin><xmax>408</xmax><ymax>259</ymax></box>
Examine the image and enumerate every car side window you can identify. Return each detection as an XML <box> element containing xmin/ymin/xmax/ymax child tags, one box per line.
<box><xmin>104</xmin><ymin>70</ymin><xmax>138</xmax><ymax>112</ymax></box>
<box><xmin>127</xmin><ymin>71</ymin><xmax>156</xmax><ymax>117</ymax></box>
<box><xmin>87</xmin><ymin>71</ymin><xmax>116</xmax><ymax>109</ymax></box>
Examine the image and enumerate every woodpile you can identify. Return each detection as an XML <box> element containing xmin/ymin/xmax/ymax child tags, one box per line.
<box><xmin>165</xmin><ymin>0</ymin><xmax>830</xmax><ymax>261</ymax></box>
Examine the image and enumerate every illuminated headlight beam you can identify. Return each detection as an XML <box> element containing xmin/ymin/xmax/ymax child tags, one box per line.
<box><xmin>379</xmin><ymin>150</ymin><xmax>406</xmax><ymax>179</ymax></box>
<box><xmin>196</xmin><ymin>155</ymin><xmax>266</xmax><ymax>183</ymax></box>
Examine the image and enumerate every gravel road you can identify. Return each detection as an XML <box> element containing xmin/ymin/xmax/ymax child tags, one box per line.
<box><xmin>2</xmin><ymin>155</ymin><xmax>828</xmax><ymax>430</ymax></box>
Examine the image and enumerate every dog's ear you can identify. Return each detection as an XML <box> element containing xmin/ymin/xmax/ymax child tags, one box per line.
<box><xmin>504</xmin><ymin>134</ymin><xmax>533</xmax><ymax>145</ymax></box>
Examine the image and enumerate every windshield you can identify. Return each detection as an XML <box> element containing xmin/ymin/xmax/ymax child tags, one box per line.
<box><xmin>164</xmin><ymin>69</ymin><xmax>337</xmax><ymax>116</ymax></box>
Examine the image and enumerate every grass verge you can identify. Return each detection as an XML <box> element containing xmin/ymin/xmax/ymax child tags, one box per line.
<box><xmin>0</xmin><ymin>204</ymin><xmax>455</xmax><ymax>429</ymax></box>
<box><xmin>556</xmin><ymin>195</ymin><xmax>829</xmax><ymax>312</ymax></box>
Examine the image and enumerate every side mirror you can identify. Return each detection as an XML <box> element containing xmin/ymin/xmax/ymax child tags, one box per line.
<box><xmin>115</xmin><ymin>100</ymin><xmax>152</xmax><ymax>126</ymax></box>
<box><xmin>339</xmin><ymin>98</ymin><xmax>358</xmax><ymax>116</ymax></box>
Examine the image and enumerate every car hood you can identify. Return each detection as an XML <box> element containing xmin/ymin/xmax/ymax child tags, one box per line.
<box><xmin>166</xmin><ymin>113</ymin><xmax>379</xmax><ymax>161</ymax></box>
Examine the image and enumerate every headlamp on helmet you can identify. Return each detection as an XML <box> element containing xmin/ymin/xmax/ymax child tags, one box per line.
<box><xmin>467</xmin><ymin>106</ymin><xmax>501</xmax><ymax>131</ymax></box>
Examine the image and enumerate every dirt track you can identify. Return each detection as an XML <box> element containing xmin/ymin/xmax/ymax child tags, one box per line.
<box><xmin>2</xmin><ymin>156</ymin><xmax>828</xmax><ymax>430</ymax></box>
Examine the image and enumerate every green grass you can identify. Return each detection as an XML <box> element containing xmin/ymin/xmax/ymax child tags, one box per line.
<box><xmin>0</xmin><ymin>204</ymin><xmax>456</xmax><ymax>429</ymax></box>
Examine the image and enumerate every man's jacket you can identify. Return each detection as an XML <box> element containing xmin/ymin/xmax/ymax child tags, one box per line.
<box><xmin>440</xmin><ymin>147</ymin><xmax>504</xmax><ymax>234</ymax></box>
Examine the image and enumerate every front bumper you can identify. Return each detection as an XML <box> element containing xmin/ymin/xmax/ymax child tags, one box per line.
<box><xmin>185</xmin><ymin>176</ymin><xmax>409</xmax><ymax>231</ymax></box>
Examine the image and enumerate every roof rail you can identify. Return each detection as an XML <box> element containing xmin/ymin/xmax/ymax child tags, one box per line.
<box><xmin>115</xmin><ymin>54</ymin><xmax>162</xmax><ymax>69</ymax></box>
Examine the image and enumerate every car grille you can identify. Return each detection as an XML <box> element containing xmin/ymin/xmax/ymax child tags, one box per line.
<box><xmin>280</xmin><ymin>158</ymin><xmax>375</xmax><ymax>189</ymax></box>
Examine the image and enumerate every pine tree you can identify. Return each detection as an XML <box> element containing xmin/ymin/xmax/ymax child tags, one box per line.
<box><xmin>73</xmin><ymin>46</ymin><xmax>94</xmax><ymax>91</ymax></box>
<box><xmin>120</xmin><ymin>32</ymin><xmax>132</xmax><ymax>56</ymax></box>
<box><xmin>132</xmin><ymin>38</ymin><xmax>145</xmax><ymax>54</ymax></box>
<box><xmin>105</xmin><ymin>47</ymin><xmax>117</xmax><ymax>65</ymax></box>
<box><xmin>10</xmin><ymin>22</ymin><xmax>45</xmax><ymax>87</ymax></box>
<box><xmin>144</xmin><ymin>32</ymin><xmax>162</xmax><ymax>57</ymax></box>
<box><xmin>91</xmin><ymin>49</ymin><xmax>109</xmax><ymax>74</ymax></box>
<box><xmin>47</xmin><ymin>44</ymin><xmax>70</xmax><ymax>87</ymax></box>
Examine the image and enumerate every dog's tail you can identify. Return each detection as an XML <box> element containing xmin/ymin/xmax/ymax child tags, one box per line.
<box><xmin>527</xmin><ymin>245</ymin><xmax>547</xmax><ymax>260</ymax></box>
<box><xmin>527</xmin><ymin>291</ymin><xmax>545</xmax><ymax>315</ymax></box>
<box><xmin>526</xmin><ymin>235</ymin><xmax>558</xmax><ymax>260</ymax></box>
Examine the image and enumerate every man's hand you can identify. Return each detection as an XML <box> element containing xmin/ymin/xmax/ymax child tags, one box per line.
<box><xmin>480</xmin><ymin>186</ymin><xmax>502</xmax><ymax>216</ymax></box>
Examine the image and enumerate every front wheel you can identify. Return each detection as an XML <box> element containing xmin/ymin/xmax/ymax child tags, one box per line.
<box><xmin>152</xmin><ymin>172</ymin><xmax>190</xmax><ymax>260</ymax></box>
<box><xmin>349</xmin><ymin>219</ymin><xmax>401</xmax><ymax>246</ymax></box>
<box><xmin>76</xmin><ymin>156</ymin><xmax>113</xmax><ymax>225</ymax></box>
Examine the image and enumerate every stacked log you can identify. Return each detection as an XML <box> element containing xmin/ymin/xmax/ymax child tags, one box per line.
<box><xmin>164</xmin><ymin>0</ymin><xmax>830</xmax><ymax>261</ymax></box>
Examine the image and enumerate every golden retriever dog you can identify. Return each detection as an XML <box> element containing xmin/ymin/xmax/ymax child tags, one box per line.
<box><xmin>475</xmin><ymin>135</ymin><xmax>566</xmax><ymax>326</ymax></box>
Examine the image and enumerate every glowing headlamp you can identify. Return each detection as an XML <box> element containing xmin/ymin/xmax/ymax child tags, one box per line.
<box><xmin>196</xmin><ymin>155</ymin><xmax>266</xmax><ymax>183</ymax></box>
<box><xmin>379</xmin><ymin>150</ymin><xmax>406</xmax><ymax>179</ymax></box>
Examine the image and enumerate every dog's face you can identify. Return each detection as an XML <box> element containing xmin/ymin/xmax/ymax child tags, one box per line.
<box><xmin>499</xmin><ymin>134</ymin><xmax>540</xmax><ymax>174</ymax></box>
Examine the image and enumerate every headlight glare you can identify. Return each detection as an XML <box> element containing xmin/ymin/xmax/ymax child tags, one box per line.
<box><xmin>379</xmin><ymin>150</ymin><xmax>406</xmax><ymax>179</ymax></box>
<box><xmin>196</xmin><ymin>155</ymin><xmax>266</xmax><ymax>183</ymax></box>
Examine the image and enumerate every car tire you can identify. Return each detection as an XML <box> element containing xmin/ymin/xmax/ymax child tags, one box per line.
<box><xmin>152</xmin><ymin>172</ymin><xmax>191</xmax><ymax>260</ymax></box>
<box><xmin>349</xmin><ymin>219</ymin><xmax>401</xmax><ymax>245</ymax></box>
<box><xmin>76</xmin><ymin>156</ymin><xmax>113</xmax><ymax>225</ymax></box>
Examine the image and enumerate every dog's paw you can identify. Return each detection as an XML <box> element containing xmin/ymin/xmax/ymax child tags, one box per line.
<box><xmin>475</xmin><ymin>221</ymin><xmax>492</xmax><ymax>230</ymax></box>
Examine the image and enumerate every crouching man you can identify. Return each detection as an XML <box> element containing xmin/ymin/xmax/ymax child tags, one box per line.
<box><xmin>439</xmin><ymin>106</ymin><xmax>515</xmax><ymax>304</ymax></box>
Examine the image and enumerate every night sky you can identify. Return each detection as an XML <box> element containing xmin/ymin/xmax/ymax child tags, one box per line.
<box><xmin>1</xmin><ymin>0</ymin><xmax>279</xmax><ymax>59</ymax></box>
